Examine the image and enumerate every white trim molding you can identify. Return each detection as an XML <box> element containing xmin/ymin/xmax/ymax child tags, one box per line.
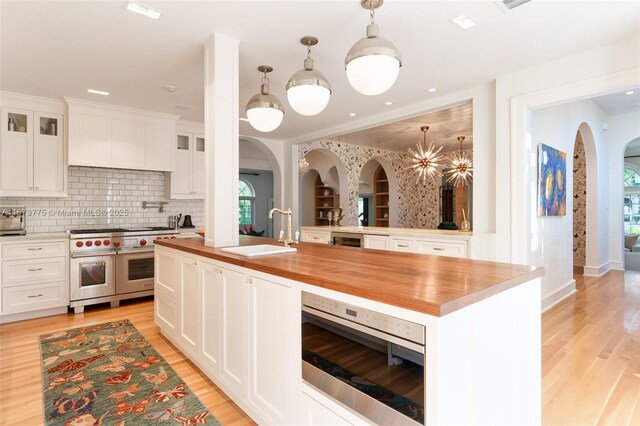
<box><xmin>542</xmin><ymin>280</ymin><xmax>576</xmax><ymax>313</ymax></box>
<box><xmin>583</xmin><ymin>261</ymin><xmax>614</xmax><ymax>277</ymax></box>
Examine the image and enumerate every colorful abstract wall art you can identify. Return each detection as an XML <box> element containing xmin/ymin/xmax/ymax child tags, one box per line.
<box><xmin>538</xmin><ymin>143</ymin><xmax>567</xmax><ymax>217</ymax></box>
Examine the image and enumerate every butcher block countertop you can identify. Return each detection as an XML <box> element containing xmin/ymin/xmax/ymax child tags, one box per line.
<box><xmin>155</xmin><ymin>236</ymin><xmax>544</xmax><ymax>317</ymax></box>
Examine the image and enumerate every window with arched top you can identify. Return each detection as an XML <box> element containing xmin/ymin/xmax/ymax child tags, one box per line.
<box><xmin>239</xmin><ymin>179</ymin><xmax>256</xmax><ymax>225</ymax></box>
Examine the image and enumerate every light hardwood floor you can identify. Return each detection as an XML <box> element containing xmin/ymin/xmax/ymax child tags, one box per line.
<box><xmin>542</xmin><ymin>270</ymin><xmax>640</xmax><ymax>425</ymax></box>
<box><xmin>0</xmin><ymin>297</ymin><xmax>254</xmax><ymax>426</ymax></box>
<box><xmin>1</xmin><ymin>271</ymin><xmax>639</xmax><ymax>425</ymax></box>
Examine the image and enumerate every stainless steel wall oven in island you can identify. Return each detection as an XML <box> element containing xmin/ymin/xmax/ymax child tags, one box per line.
<box><xmin>301</xmin><ymin>291</ymin><xmax>426</xmax><ymax>425</ymax></box>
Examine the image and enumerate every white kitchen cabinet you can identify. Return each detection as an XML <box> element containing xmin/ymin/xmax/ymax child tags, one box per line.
<box><xmin>390</xmin><ymin>237</ymin><xmax>414</xmax><ymax>252</ymax></box>
<box><xmin>300</xmin><ymin>229</ymin><xmax>331</xmax><ymax>244</ymax></box>
<box><xmin>154</xmin><ymin>247</ymin><xmax>300</xmax><ymax>424</ymax></box>
<box><xmin>154</xmin><ymin>250</ymin><xmax>178</xmax><ymax>337</ymax></box>
<box><xmin>363</xmin><ymin>234</ymin><xmax>390</xmax><ymax>250</ymax></box>
<box><xmin>248</xmin><ymin>275</ymin><xmax>295</xmax><ymax>424</ymax></box>
<box><xmin>200</xmin><ymin>261</ymin><xmax>222</xmax><ymax>376</ymax></box>
<box><xmin>0</xmin><ymin>238</ymin><xmax>69</xmax><ymax>323</ymax></box>
<box><xmin>66</xmin><ymin>98</ymin><xmax>177</xmax><ymax>172</ymax></box>
<box><xmin>1</xmin><ymin>107</ymin><xmax>65</xmax><ymax>197</ymax></box>
<box><xmin>177</xmin><ymin>255</ymin><xmax>201</xmax><ymax>359</ymax></box>
<box><xmin>414</xmin><ymin>238</ymin><xmax>467</xmax><ymax>258</ymax></box>
<box><xmin>165</xmin><ymin>130</ymin><xmax>205</xmax><ymax>199</ymax></box>
<box><xmin>219</xmin><ymin>265</ymin><xmax>249</xmax><ymax>397</ymax></box>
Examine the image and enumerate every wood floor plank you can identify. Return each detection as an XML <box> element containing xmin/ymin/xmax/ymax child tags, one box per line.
<box><xmin>0</xmin><ymin>298</ymin><xmax>255</xmax><ymax>425</ymax></box>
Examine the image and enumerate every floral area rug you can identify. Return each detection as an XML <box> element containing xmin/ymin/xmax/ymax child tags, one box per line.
<box><xmin>302</xmin><ymin>349</ymin><xmax>424</xmax><ymax>424</ymax></box>
<box><xmin>39</xmin><ymin>319</ymin><xmax>219</xmax><ymax>426</ymax></box>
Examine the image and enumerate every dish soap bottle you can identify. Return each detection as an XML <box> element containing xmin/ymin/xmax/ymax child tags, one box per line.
<box><xmin>8</xmin><ymin>118</ymin><xmax>16</xmax><ymax>132</ymax></box>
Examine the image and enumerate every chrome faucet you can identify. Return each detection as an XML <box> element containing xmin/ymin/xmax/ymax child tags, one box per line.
<box><xmin>269</xmin><ymin>208</ymin><xmax>299</xmax><ymax>247</ymax></box>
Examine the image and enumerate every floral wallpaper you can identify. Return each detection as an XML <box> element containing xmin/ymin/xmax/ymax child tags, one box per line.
<box><xmin>573</xmin><ymin>131</ymin><xmax>587</xmax><ymax>263</ymax></box>
<box><xmin>299</xmin><ymin>140</ymin><xmax>472</xmax><ymax>228</ymax></box>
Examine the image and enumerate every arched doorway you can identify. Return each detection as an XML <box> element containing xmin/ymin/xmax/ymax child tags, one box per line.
<box><xmin>622</xmin><ymin>137</ymin><xmax>640</xmax><ymax>270</ymax></box>
<box><xmin>239</xmin><ymin>137</ymin><xmax>283</xmax><ymax>238</ymax></box>
<box><xmin>572</xmin><ymin>130</ymin><xmax>587</xmax><ymax>274</ymax></box>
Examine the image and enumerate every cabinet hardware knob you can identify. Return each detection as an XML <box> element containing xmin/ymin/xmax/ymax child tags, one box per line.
<box><xmin>28</xmin><ymin>294</ymin><xmax>43</xmax><ymax>298</ymax></box>
<box><xmin>28</xmin><ymin>247</ymin><xmax>43</xmax><ymax>251</ymax></box>
<box><xmin>28</xmin><ymin>268</ymin><xmax>43</xmax><ymax>272</ymax></box>
<box><xmin>248</xmin><ymin>278</ymin><xmax>253</xmax><ymax>284</ymax></box>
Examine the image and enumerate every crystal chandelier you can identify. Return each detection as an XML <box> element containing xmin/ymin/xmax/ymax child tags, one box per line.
<box><xmin>446</xmin><ymin>136</ymin><xmax>473</xmax><ymax>187</ymax></box>
<box><xmin>407</xmin><ymin>126</ymin><xmax>444</xmax><ymax>184</ymax></box>
<box><xmin>298</xmin><ymin>155</ymin><xmax>310</xmax><ymax>176</ymax></box>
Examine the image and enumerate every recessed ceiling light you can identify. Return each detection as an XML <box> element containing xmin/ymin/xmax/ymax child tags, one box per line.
<box><xmin>451</xmin><ymin>14</ymin><xmax>478</xmax><ymax>30</ymax></box>
<box><xmin>239</xmin><ymin>117</ymin><xmax>249</xmax><ymax>122</ymax></box>
<box><xmin>125</xmin><ymin>1</ymin><xmax>162</xmax><ymax>20</ymax></box>
<box><xmin>165</xmin><ymin>85</ymin><xmax>177</xmax><ymax>93</ymax></box>
<box><xmin>625</xmin><ymin>91</ymin><xmax>635</xmax><ymax>95</ymax></box>
<box><xmin>426</xmin><ymin>88</ymin><xmax>438</xmax><ymax>93</ymax></box>
<box><xmin>383</xmin><ymin>101</ymin><xmax>394</xmax><ymax>106</ymax></box>
<box><xmin>87</xmin><ymin>89</ymin><xmax>109</xmax><ymax>96</ymax></box>
<box><xmin>348</xmin><ymin>113</ymin><xmax>357</xmax><ymax>117</ymax></box>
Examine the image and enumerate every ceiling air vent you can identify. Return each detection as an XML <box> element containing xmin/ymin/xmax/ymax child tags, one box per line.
<box><xmin>495</xmin><ymin>0</ymin><xmax>532</xmax><ymax>12</ymax></box>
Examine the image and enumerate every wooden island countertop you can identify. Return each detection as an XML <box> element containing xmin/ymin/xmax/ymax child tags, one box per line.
<box><xmin>155</xmin><ymin>236</ymin><xmax>544</xmax><ymax>317</ymax></box>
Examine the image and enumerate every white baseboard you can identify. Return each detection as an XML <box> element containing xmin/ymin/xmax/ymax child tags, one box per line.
<box><xmin>583</xmin><ymin>261</ymin><xmax>613</xmax><ymax>277</ymax></box>
<box><xmin>609</xmin><ymin>261</ymin><xmax>624</xmax><ymax>271</ymax></box>
<box><xmin>542</xmin><ymin>280</ymin><xmax>577</xmax><ymax>313</ymax></box>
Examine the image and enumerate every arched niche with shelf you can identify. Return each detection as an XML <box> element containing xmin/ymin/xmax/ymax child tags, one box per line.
<box><xmin>358</xmin><ymin>157</ymin><xmax>399</xmax><ymax>227</ymax></box>
<box><xmin>299</xmin><ymin>149</ymin><xmax>348</xmax><ymax>226</ymax></box>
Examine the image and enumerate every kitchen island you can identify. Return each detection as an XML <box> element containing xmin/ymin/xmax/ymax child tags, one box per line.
<box><xmin>154</xmin><ymin>236</ymin><xmax>543</xmax><ymax>425</ymax></box>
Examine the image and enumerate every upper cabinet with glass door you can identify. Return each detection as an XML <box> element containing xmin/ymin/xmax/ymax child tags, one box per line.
<box><xmin>165</xmin><ymin>123</ymin><xmax>205</xmax><ymax>199</ymax></box>
<box><xmin>0</xmin><ymin>102</ymin><xmax>66</xmax><ymax>197</ymax></box>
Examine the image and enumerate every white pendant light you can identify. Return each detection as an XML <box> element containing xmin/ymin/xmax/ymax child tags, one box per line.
<box><xmin>286</xmin><ymin>36</ymin><xmax>332</xmax><ymax>116</ymax></box>
<box><xmin>246</xmin><ymin>65</ymin><xmax>285</xmax><ymax>132</ymax></box>
<box><xmin>345</xmin><ymin>0</ymin><xmax>402</xmax><ymax>96</ymax></box>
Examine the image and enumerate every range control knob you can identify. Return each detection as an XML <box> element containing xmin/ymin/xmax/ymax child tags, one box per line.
<box><xmin>86</xmin><ymin>241</ymin><xmax>93</xmax><ymax>247</ymax></box>
<box><xmin>95</xmin><ymin>240</ymin><xmax>102</xmax><ymax>246</ymax></box>
<box><xmin>170</xmin><ymin>236</ymin><xmax>177</xmax><ymax>239</ymax></box>
<box><xmin>104</xmin><ymin>240</ymin><xmax>110</xmax><ymax>246</ymax></box>
<box><xmin>140</xmin><ymin>239</ymin><xmax>147</xmax><ymax>247</ymax></box>
<box><xmin>75</xmin><ymin>241</ymin><xmax>84</xmax><ymax>248</ymax></box>
<box><xmin>113</xmin><ymin>241</ymin><xmax>121</xmax><ymax>248</ymax></box>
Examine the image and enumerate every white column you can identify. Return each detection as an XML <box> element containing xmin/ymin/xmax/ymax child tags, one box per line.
<box><xmin>204</xmin><ymin>33</ymin><xmax>239</xmax><ymax>247</ymax></box>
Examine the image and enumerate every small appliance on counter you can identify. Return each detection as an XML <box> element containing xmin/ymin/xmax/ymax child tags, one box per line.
<box><xmin>0</xmin><ymin>205</ymin><xmax>26</xmax><ymax>236</ymax></box>
<box><xmin>181</xmin><ymin>214</ymin><xmax>194</xmax><ymax>228</ymax></box>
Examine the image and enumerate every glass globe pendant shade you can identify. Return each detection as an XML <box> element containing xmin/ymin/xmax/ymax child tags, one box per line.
<box><xmin>286</xmin><ymin>37</ymin><xmax>332</xmax><ymax>116</ymax></box>
<box><xmin>245</xmin><ymin>65</ymin><xmax>285</xmax><ymax>133</ymax></box>
<box><xmin>345</xmin><ymin>21</ymin><xmax>401</xmax><ymax>96</ymax></box>
<box><xmin>246</xmin><ymin>106</ymin><xmax>284</xmax><ymax>133</ymax></box>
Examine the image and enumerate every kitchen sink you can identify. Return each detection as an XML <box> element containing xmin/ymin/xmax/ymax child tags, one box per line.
<box><xmin>221</xmin><ymin>244</ymin><xmax>297</xmax><ymax>257</ymax></box>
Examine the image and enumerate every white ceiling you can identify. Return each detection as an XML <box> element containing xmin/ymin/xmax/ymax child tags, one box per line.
<box><xmin>333</xmin><ymin>101</ymin><xmax>472</xmax><ymax>152</ymax></box>
<box><xmin>592</xmin><ymin>88</ymin><xmax>640</xmax><ymax>116</ymax></box>
<box><xmin>1</xmin><ymin>1</ymin><xmax>639</xmax><ymax>144</ymax></box>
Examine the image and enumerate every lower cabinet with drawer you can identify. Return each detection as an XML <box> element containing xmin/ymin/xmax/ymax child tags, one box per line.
<box><xmin>0</xmin><ymin>238</ymin><xmax>69</xmax><ymax>323</ymax></box>
<box><xmin>301</xmin><ymin>230</ymin><xmax>331</xmax><ymax>244</ymax></box>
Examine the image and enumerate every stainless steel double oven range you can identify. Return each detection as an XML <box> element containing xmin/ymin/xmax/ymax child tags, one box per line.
<box><xmin>69</xmin><ymin>227</ymin><xmax>178</xmax><ymax>313</ymax></box>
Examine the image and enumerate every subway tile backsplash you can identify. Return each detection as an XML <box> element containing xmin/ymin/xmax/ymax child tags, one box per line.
<box><xmin>0</xmin><ymin>166</ymin><xmax>204</xmax><ymax>234</ymax></box>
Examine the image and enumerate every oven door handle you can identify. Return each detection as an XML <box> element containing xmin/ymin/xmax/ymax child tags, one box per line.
<box><xmin>302</xmin><ymin>306</ymin><xmax>425</xmax><ymax>354</ymax></box>
<box><xmin>71</xmin><ymin>251</ymin><xmax>116</xmax><ymax>258</ymax></box>
<box><xmin>116</xmin><ymin>248</ymin><xmax>155</xmax><ymax>255</ymax></box>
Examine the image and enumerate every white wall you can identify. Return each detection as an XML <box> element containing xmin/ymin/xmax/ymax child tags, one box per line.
<box><xmin>608</xmin><ymin>112</ymin><xmax>640</xmax><ymax>269</ymax></box>
<box><xmin>530</xmin><ymin>100</ymin><xmax>609</xmax><ymax>308</ymax></box>
<box><xmin>495</xmin><ymin>36</ymin><xmax>640</xmax><ymax>264</ymax></box>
